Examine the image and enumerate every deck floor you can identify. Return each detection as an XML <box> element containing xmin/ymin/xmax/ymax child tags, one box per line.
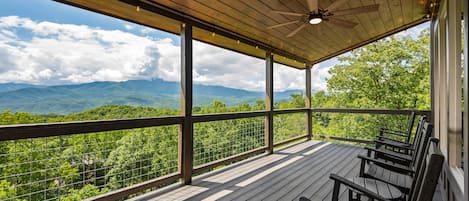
<box><xmin>132</xmin><ymin>140</ymin><xmax>368</xmax><ymax>201</ymax></box>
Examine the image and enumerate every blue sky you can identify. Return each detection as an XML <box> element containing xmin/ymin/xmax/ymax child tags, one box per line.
<box><xmin>0</xmin><ymin>0</ymin><xmax>429</xmax><ymax>92</ymax></box>
<box><xmin>0</xmin><ymin>0</ymin><xmax>179</xmax><ymax>42</ymax></box>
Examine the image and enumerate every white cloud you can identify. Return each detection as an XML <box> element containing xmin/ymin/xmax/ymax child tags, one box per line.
<box><xmin>0</xmin><ymin>16</ymin><xmax>180</xmax><ymax>85</ymax></box>
<box><xmin>273</xmin><ymin>63</ymin><xmax>305</xmax><ymax>92</ymax></box>
<box><xmin>0</xmin><ymin>16</ymin><xmax>316</xmax><ymax>92</ymax></box>
<box><xmin>140</xmin><ymin>27</ymin><xmax>155</xmax><ymax>34</ymax></box>
<box><xmin>193</xmin><ymin>41</ymin><xmax>266</xmax><ymax>91</ymax></box>
<box><xmin>311</xmin><ymin>64</ymin><xmax>332</xmax><ymax>92</ymax></box>
<box><xmin>124</xmin><ymin>24</ymin><xmax>134</xmax><ymax>30</ymax></box>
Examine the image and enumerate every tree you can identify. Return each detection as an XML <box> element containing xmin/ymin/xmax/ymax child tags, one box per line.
<box><xmin>327</xmin><ymin>31</ymin><xmax>430</xmax><ymax>110</ymax></box>
<box><xmin>314</xmin><ymin>29</ymin><xmax>430</xmax><ymax>140</ymax></box>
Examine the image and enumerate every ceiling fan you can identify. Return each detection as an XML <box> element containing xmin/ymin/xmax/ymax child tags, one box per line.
<box><xmin>268</xmin><ymin>0</ymin><xmax>380</xmax><ymax>37</ymax></box>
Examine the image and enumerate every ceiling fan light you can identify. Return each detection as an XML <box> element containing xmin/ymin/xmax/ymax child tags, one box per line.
<box><xmin>309</xmin><ymin>14</ymin><xmax>322</xmax><ymax>24</ymax></box>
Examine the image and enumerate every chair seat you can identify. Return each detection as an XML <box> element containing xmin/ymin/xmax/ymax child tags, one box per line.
<box><xmin>365</xmin><ymin>163</ymin><xmax>412</xmax><ymax>193</ymax></box>
<box><xmin>349</xmin><ymin>177</ymin><xmax>403</xmax><ymax>200</ymax></box>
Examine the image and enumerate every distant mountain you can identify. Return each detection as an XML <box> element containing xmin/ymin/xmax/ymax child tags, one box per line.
<box><xmin>0</xmin><ymin>83</ymin><xmax>44</xmax><ymax>93</ymax></box>
<box><xmin>0</xmin><ymin>79</ymin><xmax>303</xmax><ymax>114</ymax></box>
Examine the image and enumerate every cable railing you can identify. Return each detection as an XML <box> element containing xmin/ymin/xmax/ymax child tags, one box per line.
<box><xmin>193</xmin><ymin>116</ymin><xmax>265</xmax><ymax>167</ymax></box>
<box><xmin>311</xmin><ymin>108</ymin><xmax>431</xmax><ymax>144</ymax></box>
<box><xmin>0</xmin><ymin>108</ymin><xmax>431</xmax><ymax>200</ymax></box>
<box><xmin>273</xmin><ymin>112</ymin><xmax>308</xmax><ymax>145</ymax></box>
<box><xmin>0</xmin><ymin>125</ymin><xmax>179</xmax><ymax>201</ymax></box>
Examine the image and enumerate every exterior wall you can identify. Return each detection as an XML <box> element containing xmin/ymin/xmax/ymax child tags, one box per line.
<box><xmin>431</xmin><ymin>0</ymin><xmax>466</xmax><ymax>200</ymax></box>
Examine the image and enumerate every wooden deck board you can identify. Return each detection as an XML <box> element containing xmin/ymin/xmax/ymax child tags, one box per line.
<box><xmin>131</xmin><ymin>141</ymin><xmax>369</xmax><ymax>201</ymax></box>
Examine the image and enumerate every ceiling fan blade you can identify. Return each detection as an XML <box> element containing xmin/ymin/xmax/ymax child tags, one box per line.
<box><xmin>326</xmin><ymin>0</ymin><xmax>349</xmax><ymax>12</ymax></box>
<box><xmin>327</xmin><ymin>17</ymin><xmax>358</xmax><ymax>28</ymax></box>
<box><xmin>306</xmin><ymin>0</ymin><xmax>318</xmax><ymax>12</ymax></box>
<box><xmin>331</xmin><ymin>4</ymin><xmax>380</xmax><ymax>16</ymax></box>
<box><xmin>267</xmin><ymin>20</ymin><xmax>301</xmax><ymax>29</ymax></box>
<box><xmin>287</xmin><ymin>23</ymin><xmax>307</xmax><ymax>37</ymax></box>
<box><xmin>271</xmin><ymin>10</ymin><xmax>304</xmax><ymax>16</ymax></box>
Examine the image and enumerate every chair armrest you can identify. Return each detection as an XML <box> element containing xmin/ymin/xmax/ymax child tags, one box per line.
<box><xmin>380</xmin><ymin>128</ymin><xmax>408</xmax><ymax>137</ymax></box>
<box><xmin>329</xmin><ymin>174</ymin><xmax>391</xmax><ymax>201</ymax></box>
<box><xmin>376</xmin><ymin>136</ymin><xmax>409</xmax><ymax>144</ymax></box>
<box><xmin>365</xmin><ymin>147</ymin><xmax>412</xmax><ymax>162</ymax></box>
<box><xmin>358</xmin><ymin>155</ymin><xmax>414</xmax><ymax>175</ymax></box>
<box><xmin>374</xmin><ymin>140</ymin><xmax>414</xmax><ymax>150</ymax></box>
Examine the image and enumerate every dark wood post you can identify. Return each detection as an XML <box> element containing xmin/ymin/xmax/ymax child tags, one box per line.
<box><xmin>265</xmin><ymin>52</ymin><xmax>274</xmax><ymax>154</ymax></box>
<box><xmin>179</xmin><ymin>23</ymin><xmax>193</xmax><ymax>184</ymax></box>
<box><xmin>306</xmin><ymin>65</ymin><xmax>312</xmax><ymax>140</ymax></box>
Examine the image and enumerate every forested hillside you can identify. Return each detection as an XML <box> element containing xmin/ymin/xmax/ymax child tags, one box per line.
<box><xmin>0</xmin><ymin>80</ymin><xmax>302</xmax><ymax>114</ymax></box>
<box><xmin>0</xmin><ymin>30</ymin><xmax>430</xmax><ymax>200</ymax></box>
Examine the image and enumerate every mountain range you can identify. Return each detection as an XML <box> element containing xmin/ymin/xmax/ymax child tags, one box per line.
<box><xmin>0</xmin><ymin>79</ymin><xmax>303</xmax><ymax>114</ymax></box>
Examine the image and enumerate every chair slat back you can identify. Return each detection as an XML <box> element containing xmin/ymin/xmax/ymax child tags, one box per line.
<box><xmin>411</xmin><ymin>121</ymin><xmax>432</xmax><ymax>173</ymax></box>
<box><xmin>405</xmin><ymin>112</ymin><xmax>417</xmax><ymax>143</ymax></box>
<box><xmin>409</xmin><ymin>138</ymin><xmax>444</xmax><ymax>201</ymax></box>
<box><xmin>410</xmin><ymin>116</ymin><xmax>428</xmax><ymax>164</ymax></box>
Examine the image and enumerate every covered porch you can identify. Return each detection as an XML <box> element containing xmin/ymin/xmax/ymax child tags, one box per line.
<box><xmin>0</xmin><ymin>0</ymin><xmax>467</xmax><ymax>200</ymax></box>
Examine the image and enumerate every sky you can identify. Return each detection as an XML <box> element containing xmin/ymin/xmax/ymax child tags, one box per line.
<box><xmin>0</xmin><ymin>0</ymin><xmax>428</xmax><ymax>92</ymax></box>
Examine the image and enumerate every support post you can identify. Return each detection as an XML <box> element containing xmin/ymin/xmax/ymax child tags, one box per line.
<box><xmin>430</xmin><ymin>19</ymin><xmax>435</xmax><ymax>124</ymax></box>
<box><xmin>305</xmin><ymin>65</ymin><xmax>312</xmax><ymax>140</ymax></box>
<box><xmin>265</xmin><ymin>52</ymin><xmax>274</xmax><ymax>154</ymax></box>
<box><xmin>179</xmin><ymin>23</ymin><xmax>193</xmax><ymax>184</ymax></box>
<box><xmin>447</xmin><ymin>0</ymin><xmax>462</xmax><ymax>167</ymax></box>
<box><xmin>463</xmin><ymin>0</ymin><xmax>469</xmax><ymax>199</ymax></box>
<box><xmin>439</xmin><ymin>16</ymin><xmax>448</xmax><ymax>156</ymax></box>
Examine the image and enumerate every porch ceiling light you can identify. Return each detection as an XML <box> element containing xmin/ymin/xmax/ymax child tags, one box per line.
<box><xmin>309</xmin><ymin>14</ymin><xmax>322</xmax><ymax>25</ymax></box>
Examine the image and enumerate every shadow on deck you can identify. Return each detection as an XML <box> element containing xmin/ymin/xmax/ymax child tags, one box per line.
<box><xmin>131</xmin><ymin>140</ymin><xmax>443</xmax><ymax>201</ymax></box>
<box><xmin>130</xmin><ymin>141</ymin><xmax>364</xmax><ymax>201</ymax></box>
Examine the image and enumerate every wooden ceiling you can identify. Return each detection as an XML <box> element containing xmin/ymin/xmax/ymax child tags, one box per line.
<box><xmin>57</xmin><ymin>0</ymin><xmax>432</xmax><ymax>69</ymax></box>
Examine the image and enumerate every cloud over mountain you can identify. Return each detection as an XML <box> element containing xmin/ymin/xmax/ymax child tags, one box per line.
<box><xmin>0</xmin><ymin>16</ymin><xmax>321</xmax><ymax>92</ymax></box>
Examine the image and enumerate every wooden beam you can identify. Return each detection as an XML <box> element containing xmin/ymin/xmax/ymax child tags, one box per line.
<box><xmin>179</xmin><ymin>22</ymin><xmax>193</xmax><ymax>185</ymax></box>
<box><xmin>306</xmin><ymin>66</ymin><xmax>312</xmax><ymax>140</ymax></box>
<box><xmin>265</xmin><ymin>52</ymin><xmax>274</xmax><ymax>154</ymax></box>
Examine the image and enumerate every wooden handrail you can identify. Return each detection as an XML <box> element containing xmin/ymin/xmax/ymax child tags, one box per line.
<box><xmin>273</xmin><ymin>108</ymin><xmax>309</xmax><ymax>114</ymax></box>
<box><xmin>192</xmin><ymin>111</ymin><xmax>267</xmax><ymax>123</ymax></box>
<box><xmin>311</xmin><ymin>108</ymin><xmax>431</xmax><ymax>116</ymax></box>
<box><xmin>0</xmin><ymin>108</ymin><xmax>430</xmax><ymax>142</ymax></box>
<box><xmin>0</xmin><ymin>116</ymin><xmax>184</xmax><ymax>141</ymax></box>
